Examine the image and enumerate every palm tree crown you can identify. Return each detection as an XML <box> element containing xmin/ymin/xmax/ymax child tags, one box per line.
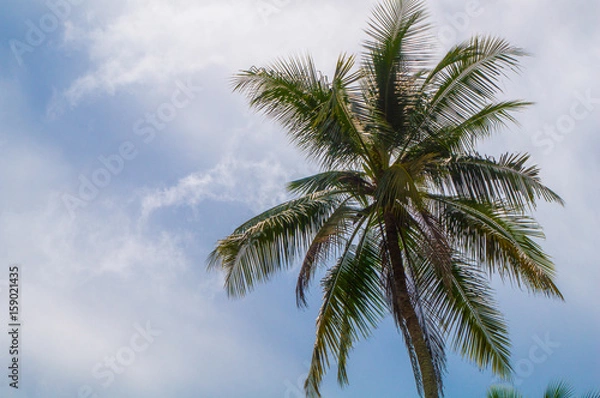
<box><xmin>209</xmin><ymin>1</ymin><xmax>564</xmax><ymax>397</ymax></box>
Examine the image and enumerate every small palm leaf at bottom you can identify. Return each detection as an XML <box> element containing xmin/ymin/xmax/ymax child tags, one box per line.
<box><xmin>544</xmin><ymin>380</ymin><xmax>600</xmax><ymax>398</ymax></box>
<box><xmin>487</xmin><ymin>385</ymin><xmax>523</xmax><ymax>398</ymax></box>
<box><xmin>544</xmin><ymin>381</ymin><xmax>576</xmax><ymax>398</ymax></box>
<box><xmin>487</xmin><ymin>381</ymin><xmax>600</xmax><ymax>398</ymax></box>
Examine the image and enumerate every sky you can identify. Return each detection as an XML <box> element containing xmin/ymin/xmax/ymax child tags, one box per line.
<box><xmin>0</xmin><ymin>0</ymin><xmax>599</xmax><ymax>397</ymax></box>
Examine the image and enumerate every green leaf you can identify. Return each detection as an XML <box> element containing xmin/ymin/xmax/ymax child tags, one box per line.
<box><xmin>305</xmin><ymin>228</ymin><xmax>387</xmax><ymax>397</ymax></box>
<box><xmin>208</xmin><ymin>192</ymin><xmax>345</xmax><ymax>297</ymax></box>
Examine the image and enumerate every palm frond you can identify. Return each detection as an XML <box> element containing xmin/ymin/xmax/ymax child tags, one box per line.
<box><xmin>374</xmin><ymin>163</ymin><xmax>421</xmax><ymax>208</ymax></box>
<box><xmin>431</xmin><ymin>195</ymin><xmax>563</xmax><ymax>298</ymax></box>
<box><xmin>233</xmin><ymin>54</ymin><xmax>368</xmax><ymax>168</ymax></box>
<box><xmin>422</xmin><ymin>36</ymin><xmax>526</xmax><ymax>132</ymax></box>
<box><xmin>305</xmin><ymin>228</ymin><xmax>387</xmax><ymax>397</ymax></box>
<box><xmin>544</xmin><ymin>381</ymin><xmax>575</xmax><ymax>398</ymax></box>
<box><xmin>208</xmin><ymin>192</ymin><xmax>345</xmax><ymax>297</ymax></box>
<box><xmin>433</xmin><ymin>260</ymin><xmax>511</xmax><ymax>377</ymax></box>
<box><xmin>288</xmin><ymin>170</ymin><xmax>374</xmax><ymax>199</ymax></box>
<box><xmin>432</xmin><ymin>153</ymin><xmax>564</xmax><ymax>209</ymax></box>
<box><xmin>362</xmin><ymin>0</ymin><xmax>432</xmax><ymax>149</ymax></box>
<box><xmin>407</xmin><ymin>100</ymin><xmax>531</xmax><ymax>158</ymax></box>
<box><xmin>406</xmin><ymin>206</ymin><xmax>454</xmax><ymax>291</ymax></box>
<box><xmin>487</xmin><ymin>385</ymin><xmax>523</xmax><ymax>398</ymax></box>
<box><xmin>296</xmin><ymin>204</ymin><xmax>362</xmax><ymax>307</ymax></box>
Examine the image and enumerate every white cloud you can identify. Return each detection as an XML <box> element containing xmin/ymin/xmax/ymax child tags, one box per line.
<box><xmin>54</xmin><ymin>0</ymin><xmax>376</xmax><ymax>107</ymax></box>
<box><xmin>0</xmin><ymin>133</ymin><xmax>297</xmax><ymax>396</ymax></box>
<box><xmin>141</xmin><ymin>153</ymin><xmax>292</xmax><ymax>218</ymax></box>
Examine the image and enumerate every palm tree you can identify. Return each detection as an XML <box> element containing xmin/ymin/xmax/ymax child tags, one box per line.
<box><xmin>487</xmin><ymin>382</ymin><xmax>600</xmax><ymax>398</ymax></box>
<box><xmin>208</xmin><ymin>0</ymin><xmax>564</xmax><ymax>397</ymax></box>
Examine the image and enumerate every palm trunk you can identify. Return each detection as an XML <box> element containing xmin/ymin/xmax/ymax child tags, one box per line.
<box><xmin>384</xmin><ymin>212</ymin><xmax>439</xmax><ymax>398</ymax></box>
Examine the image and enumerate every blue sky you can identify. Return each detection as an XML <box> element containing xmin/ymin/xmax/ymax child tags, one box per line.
<box><xmin>1</xmin><ymin>0</ymin><xmax>599</xmax><ymax>397</ymax></box>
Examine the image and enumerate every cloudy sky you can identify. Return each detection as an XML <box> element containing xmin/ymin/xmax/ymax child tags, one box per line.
<box><xmin>1</xmin><ymin>0</ymin><xmax>599</xmax><ymax>397</ymax></box>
